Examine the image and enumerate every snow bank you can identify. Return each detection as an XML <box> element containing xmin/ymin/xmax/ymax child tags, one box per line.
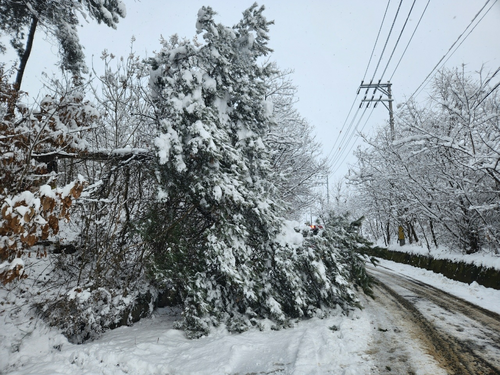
<box><xmin>385</xmin><ymin>242</ymin><xmax>500</xmax><ymax>271</ymax></box>
<box><xmin>374</xmin><ymin>259</ymin><xmax>500</xmax><ymax>315</ymax></box>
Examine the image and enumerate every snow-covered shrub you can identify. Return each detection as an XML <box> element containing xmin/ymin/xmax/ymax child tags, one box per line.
<box><xmin>0</xmin><ymin>57</ymin><xmax>156</xmax><ymax>342</ymax></box>
<box><xmin>0</xmin><ymin>3</ymin><xmax>159</xmax><ymax>345</ymax></box>
<box><xmin>28</xmin><ymin>53</ymin><xmax>157</xmax><ymax>343</ymax></box>
<box><xmin>0</xmin><ymin>66</ymin><xmax>92</xmax><ymax>283</ymax></box>
<box><xmin>265</xmin><ymin>213</ymin><xmax>374</xmax><ymax>322</ymax></box>
<box><xmin>35</xmin><ymin>286</ymin><xmax>156</xmax><ymax>344</ymax></box>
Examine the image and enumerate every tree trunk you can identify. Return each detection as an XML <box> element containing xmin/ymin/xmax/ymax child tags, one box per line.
<box><xmin>15</xmin><ymin>16</ymin><xmax>38</xmax><ymax>91</ymax></box>
<box><xmin>418</xmin><ymin>219</ymin><xmax>431</xmax><ymax>251</ymax></box>
<box><xmin>430</xmin><ymin>219</ymin><xmax>438</xmax><ymax>248</ymax></box>
<box><xmin>409</xmin><ymin>221</ymin><xmax>419</xmax><ymax>243</ymax></box>
<box><xmin>405</xmin><ymin>222</ymin><xmax>413</xmax><ymax>244</ymax></box>
<box><xmin>7</xmin><ymin>16</ymin><xmax>38</xmax><ymax>120</ymax></box>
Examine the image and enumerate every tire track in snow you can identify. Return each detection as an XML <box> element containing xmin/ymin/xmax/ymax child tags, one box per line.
<box><xmin>289</xmin><ymin>327</ymin><xmax>320</xmax><ymax>374</ymax></box>
<box><xmin>368</xmin><ymin>265</ymin><xmax>500</xmax><ymax>374</ymax></box>
<box><xmin>362</xmin><ymin>285</ymin><xmax>447</xmax><ymax>374</ymax></box>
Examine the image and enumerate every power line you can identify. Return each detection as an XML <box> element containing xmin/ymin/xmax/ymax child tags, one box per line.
<box><xmin>332</xmin><ymin>0</ymin><xmax>497</xmax><ymax>177</ymax></box>
<box><xmin>474</xmin><ymin>66</ymin><xmax>500</xmax><ymax>109</ymax></box>
<box><xmin>326</xmin><ymin>0</ymin><xmax>392</xmax><ymax>164</ymax></box>
<box><xmin>325</xmin><ymin>94</ymin><xmax>358</xmax><ymax>162</ymax></box>
<box><xmin>331</xmin><ymin>106</ymin><xmax>376</xmax><ymax>176</ymax></box>
<box><xmin>439</xmin><ymin>0</ymin><xmax>497</xmax><ymax>70</ymax></box>
<box><xmin>329</xmin><ymin>106</ymin><xmax>368</xmax><ymax>172</ymax></box>
<box><xmin>331</xmin><ymin>0</ymin><xmax>404</xmax><ymax>171</ymax></box>
<box><xmin>331</xmin><ymin>109</ymin><xmax>374</xmax><ymax>176</ymax></box>
<box><xmin>327</xmin><ymin>108</ymin><xmax>362</xmax><ymax>166</ymax></box>
<box><xmin>339</xmin><ymin>0</ymin><xmax>418</xmax><ymax>168</ymax></box>
<box><xmin>379</xmin><ymin>0</ymin><xmax>417</xmax><ymax>81</ymax></box>
<box><xmin>362</xmin><ymin>0</ymin><xmax>392</xmax><ymax>81</ymax></box>
<box><xmin>399</xmin><ymin>0</ymin><xmax>495</xmax><ymax>109</ymax></box>
<box><xmin>329</xmin><ymin>0</ymin><xmax>400</xmax><ymax>173</ymax></box>
<box><xmin>330</xmin><ymin>0</ymin><xmax>430</xmax><ymax>175</ymax></box>
<box><xmin>329</xmin><ymin>84</ymin><xmax>387</xmax><ymax>172</ymax></box>
<box><xmin>370</xmin><ymin>0</ymin><xmax>404</xmax><ymax>82</ymax></box>
<box><xmin>389</xmin><ymin>0</ymin><xmax>431</xmax><ymax>81</ymax></box>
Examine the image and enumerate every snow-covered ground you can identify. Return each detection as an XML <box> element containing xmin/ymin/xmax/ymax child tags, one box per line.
<box><xmin>1</xmin><ymin>304</ymin><xmax>376</xmax><ymax>374</ymax></box>
<box><xmin>2</xmin><ymin>258</ymin><xmax>499</xmax><ymax>375</ymax></box>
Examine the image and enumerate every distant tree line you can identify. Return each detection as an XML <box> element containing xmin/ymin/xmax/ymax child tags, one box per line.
<box><xmin>351</xmin><ymin>67</ymin><xmax>500</xmax><ymax>254</ymax></box>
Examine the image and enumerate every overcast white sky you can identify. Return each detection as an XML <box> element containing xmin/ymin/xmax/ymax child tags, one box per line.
<box><xmin>7</xmin><ymin>0</ymin><xmax>500</xmax><ymax>181</ymax></box>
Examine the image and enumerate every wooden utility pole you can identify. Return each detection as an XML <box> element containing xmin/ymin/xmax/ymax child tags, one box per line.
<box><xmin>359</xmin><ymin>81</ymin><xmax>400</xmax><ymax>244</ymax></box>
<box><xmin>358</xmin><ymin>81</ymin><xmax>394</xmax><ymax>139</ymax></box>
<box><xmin>326</xmin><ymin>174</ymin><xmax>329</xmax><ymax>207</ymax></box>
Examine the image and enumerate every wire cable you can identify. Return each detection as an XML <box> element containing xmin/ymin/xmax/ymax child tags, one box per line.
<box><xmin>325</xmin><ymin>0</ymin><xmax>393</xmax><ymax>164</ymax></box>
<box><xmin>329</xmin><ymin>107</ymin><xmax>367</xmax><ymax>171</ymax></box>
<box><xmin>331</xmin><ymin>0</ymin><xmax>415</xmax><ymax>175</ymax></box>
<box><xmin>331</xmin><ymin>106</ymin><xmax>376</xmax><ymax>175</ymax></box>
<box><xmin>474</xmin><ymin>66</ymin><xmax>500</xmax><ymax>109</ymax></box>
<box><xmin>327</xmin><ymin>108</ymin><xmax>362</xmax><ymax>166</ymax></box>
<box><xmin>370</xmin><ymin>0</ymin><xmax>404</xmax><ymax>82</ymax></box>
<box><xmin>399</xmin><ymin>0</ymin><xmax>494</xmax><ymax>109</ymax></box>
<box><xmin>439</xmin><ymin>0</ymin><xmax>497</xmax><ymax>70</ymax></box>
<box><xmin>325</xmin><ymin>95</ymin><xmax>358</xmax><ymax>162</ymax></box>
<box><xmin>362</xmin><ymin>0</ymin><xmax>392</xmax><ymax>82</ymax></box>
<box><xmin>329</xmin><ymin>98</ymin><xmax>377</xmax><ymax>172</ymax></box>
<box><xmin>333</xmin><ymin>0</ymin><xmax>497</xmax><ymax>177</ymax></box>
<box><xmin>379</xmin><ymin>0</ymin><xmax>417</xmax><ymax>80</ymax></box>
<box><xmin>389</xmin><ymin>0</ymin><xmax>431</xmax><ymax>81</ymax></box>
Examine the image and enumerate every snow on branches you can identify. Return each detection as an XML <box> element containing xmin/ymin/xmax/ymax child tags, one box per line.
<box><xmin>0</xmin><ymin>4</ymin><xmax>372</xmax><ymax>343</ymax></box>
<box><xmin>142</xmin><ymin>4</ymin><xmax>371</xmax><ymax>338</ymax></box>
<box><xmin>0</xmin><ymin>67</ymin><xmax>93</xmax><ymax>283</ymax></box>
<box><xmin>352</xmin><ymin>67</ymin><xmax>500</xmax><ymax>253</ymax></box>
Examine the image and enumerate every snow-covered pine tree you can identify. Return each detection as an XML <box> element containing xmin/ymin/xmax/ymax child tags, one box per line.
<box><xmin>143</xmin><ymin>4</ymin><xmax>286</xmax><ymax>337</ymax></box>
<box><xmin>141</xmin><ymin>3</ymin><xmax>373</xmax><ymax>338</ymax></box>
<box><xmin>0</xmin><ymin>0</ymin><xmax>126</xmax><ymax>90</ymax></box>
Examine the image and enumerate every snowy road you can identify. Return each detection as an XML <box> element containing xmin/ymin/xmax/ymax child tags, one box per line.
<box><xmin>367</xmin><ymin>265</ymin><xmax>500</xmax><ymax>374</ymax></box>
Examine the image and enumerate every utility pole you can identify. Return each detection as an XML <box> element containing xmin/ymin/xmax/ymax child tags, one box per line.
<box><xmin>358</xmin><ymin>81</ymin><xmax>395</xmax><ymax>140</ymax></box>
<box><xmin>358</xmin><ymin>81</ymin><xmax>401</xmax><ymax>245</ymax></box>
<box><xmin>326</xmin><ymin>174</ymin><xmax>329</xmax><ymax>207</ymax></box>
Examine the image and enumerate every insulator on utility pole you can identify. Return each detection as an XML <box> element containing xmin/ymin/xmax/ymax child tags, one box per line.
<box><xmin>357</xmin><ymin>81</ymin><xmax>363</xmax><ymax>94</ymax></box>
<box><xmin>357</xmin><ymin>81</ymin><xmax>395</xmax><ymax>139</ymax></box>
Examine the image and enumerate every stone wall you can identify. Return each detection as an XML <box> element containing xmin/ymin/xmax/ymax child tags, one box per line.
<box><xmin>366</xmin><ymin>247</ymin><xmax>500</xmax><ymax>290</ymax></box>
